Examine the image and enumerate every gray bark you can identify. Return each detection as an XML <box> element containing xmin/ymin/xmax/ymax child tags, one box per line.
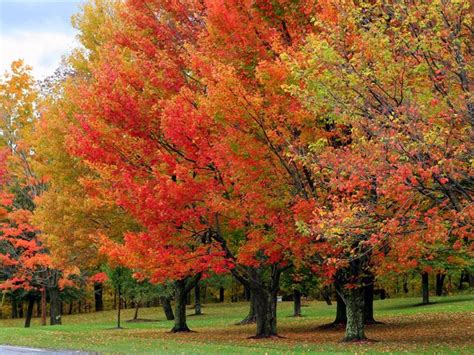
<box><xmin>342</xmin><ymin>287</ymin><xmax>366</xmax><ymax>342</ymax></box>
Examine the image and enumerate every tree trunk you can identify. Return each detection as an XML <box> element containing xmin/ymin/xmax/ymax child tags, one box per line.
<box><xmin>160</xmin><ymin>296</ymin><xmax>174</xmax><ymax>321</ymax></box>
<box><xmin>24</xmin><ymin>296</ymin><xmax>35</xmax><ymax>328</ymax></box>
<box><xmin>403</xmin><ymin>274</ymin><xmax>409</xmax><ymax>294</ymax></box>
<box><xmin>219</xmin><ymin>287</ymin><xmax>225</xmax><ymax>303</ymax></box>
<box><xmin>68</xmin><ymin>301</ymin><xmax>73</xmax><ymax>315</ymax></box>
<box><xmin>94</xmin><ymin>282</ymin><xmax>104</xmax><ymax>312</ymax></box>
<box><xmin>251</xmin><ymin>267</ymin><xmax>280</xmax><ymax>338</ymax></box>
<box><xmin>363</xmin><ymin>275</ymin><xmax>376</xmax><ymax>324</ymax></box>
<box><xmin>422</xmin><ymin>272</ymin><xmax>430</xmax><ymax>304</ymax></box>
<box><xmin>186</xmin><ymin>290</ymin><xmax>191</xmax><ymax>306</ymax></box>
<box><xmin>194</xmin><ymin>282</ymin><xmax>202</xmax><ymax>315</ymax></box>
<box><xmin>236</xmin><ymin>290</ymin><xmax>256</xmax><ymax>325</ymax></box>
<box><xmin>342</xmin><ymin>288</ymin><xmax>366</xmax><ymax>342</ymax></box>
<box><xmin>253</xmin><ymin>288</ymin><xmax>277</xmax><ymax>337</ymax></box>
<box><xmin>11</xmin><ymin>297</ymin><xmax>18</xmax><ymax>319</ymax></box>
<box><xmin>171</xmin><ymin>279</ymin><xmax>191</xmax><ymax>332</ymax></box>
<box><xmin>202</xmin><ymin>286</ymin><xmax>207</xmax><ymax>303</ymax></box>
<box><xmin>436</xmin><ymin>273</ymin><xmax>446</xmax><ymax>296</ymax></box>
<box><xmin>41</xmin><ymin>287</ymin><xmax>47</xmax><ymax>326</ymax></box>
<box><xmin>244</xmin><ymin>285</ymin><xmax>250</xmax><ymax>301</ymax></box>
<box><xmin>293</xmin><ymin>289</ymin><xmax>302</xmax><ymax>317</ymax></box>
<box><xmin>36</xmin><ymin>299</ymin><xmax>41</xmax><ymax>317</ymax></box>
<box><xmin>133</xmin><ymin>302</ymin><xmax>139</xmax><ymax>321</ymax></box>
<box><xmin>49</xmin><ymin>287</ymin><xmax>62</xmax><ymax>325</ymax></box>
<box><xmin>18</xmin><ymin>301</ymin><xmax>24</xmax><ymax>318</ymax></box>
<box><xmin>333</xmin><ymin>290</ymin><xmax>347</xmax><ymax>325</ymax></box>
<box><xmin>116</xmin><ymin>285</ymin><xmax>122</xmax><ymax>329</ymax></box>
<box><xmin>322</xmin><ymin>286</ymin><xmax>332</xmax><ymax>305</ymax></box>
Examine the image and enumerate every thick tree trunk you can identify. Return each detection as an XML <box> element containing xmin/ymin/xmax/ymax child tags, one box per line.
<box><xmin>194</xmin><ymin>283</ymin><xmax>202</xmax><ymax>315</ymax></box>
<box><xmin>68</xmin><ymin>301</ymin><xmax>73</xmax><ymax>315</ymax></box>
<box><xmin>94</xmin><ymin>282</ymin><xmax>104</xmax><ymax>312</ymax></box>
<box><xmin>342</xmin><ymin>288</ymin><xmax>366</xmax><ymax>342</ymax></box>
<box><xmin>436</xmin><ymin>273</ymin><xmax>446</xmax><ymax>296</ymax></box>
<box><xmin>24</xmin><ymin>296</ymin><xmax>35</xmax><ymax>328</ymax></box>
<box><xmin>49</xmin><ymin>287</ymin><xmax>62</xmax><ymax>325</ymax></box>
<box><xmin>363</xmin><ymin>275</ymin><xmax>376</xmax><ymax>324</ymax></box>
<box><xmin>171</xmin><ymin>279</ymin><xmax>191</xmax><ymax>332</ymax></box>
<box><xmin>160</xmin><ymin>296</ymin><xmax>175</xmax><ymax>320</ymax></box>
<box><xmin>41</xmin><ymin>287</ymin><xmax>47</xmax><ymax>326</ymax></box>
<box><xmin>293</xmin><ymin>289</ymin><xmax>302</xmax><ymax>317</ymax></box>
<box><xmin>219</xmin><ymin>287</ymin><xmax>225</xmax><ymax>303</ymax></box>
<box><xmin>333</xmin><ymin>291</ymin><xmax>347</xmax><ymax>325</ymax></box>
<box><xmin>422</xmin><ymin>272</ymin><xmax>430</xmax><ymax>304</ymax></box>
<box><xmin>236</xmin><ymin>290</ymin><xmax>256</xmax><ymax>325</ymax></box>
<box><xmin>251</xmin><ymin>267</ymin><xmax>281</xmax><ymax>338</ymax></box>
<box><xmin>253</xmin><ymin>288</ymin><xmax>277</xmax><ymax>337</ymax></box>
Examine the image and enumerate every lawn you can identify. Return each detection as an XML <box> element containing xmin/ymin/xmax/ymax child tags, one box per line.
<box><xmin>0</xmin><ymin>294</ymin><xmax>473</xmax><ymax>354</ymax></box>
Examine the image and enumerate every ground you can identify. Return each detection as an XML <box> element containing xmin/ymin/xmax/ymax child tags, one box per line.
<box><xmin>0</xmin><ymin>294</ymin><xmax>473</xmax><ymax>354</ymax></box>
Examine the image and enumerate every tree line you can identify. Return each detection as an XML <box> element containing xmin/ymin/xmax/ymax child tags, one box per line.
<box><xmin>0</xmin><ymin>0</ymin><xmax>472</xmax><ymax>342</ymax></box>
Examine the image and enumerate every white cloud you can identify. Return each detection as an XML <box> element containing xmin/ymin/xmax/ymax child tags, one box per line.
<box><xmin>0</xmin><ymin>30</ymin><xmax>78</xmax><ymax>80</ymax></box>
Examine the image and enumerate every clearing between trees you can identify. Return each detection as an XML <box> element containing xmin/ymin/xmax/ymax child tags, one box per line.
<box><xmin>0</xmin><ymin>295</ymin><xmax>472</xmax><ymax>354</ymax></box>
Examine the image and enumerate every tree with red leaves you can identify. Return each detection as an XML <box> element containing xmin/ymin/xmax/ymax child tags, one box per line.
<box><xmin>64</xmin><ymin>0</ymin><xmax>316</xmax><ymax>337</ymax></box>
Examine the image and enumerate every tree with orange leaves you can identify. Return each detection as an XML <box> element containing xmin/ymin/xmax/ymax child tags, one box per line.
<box><xmin>285</xmin><ymin>0</ymin><xmax>473</xmax><ymax>341</ymax></box>
<box><xmin>62</xmin><ymin>0</ymin><xmax>314</xmax><ymax>337</ymax></box>
<box><xmin>0</xmin><ymin>60</ymin><xmax>66</xmax><ymax>327</ymax></box>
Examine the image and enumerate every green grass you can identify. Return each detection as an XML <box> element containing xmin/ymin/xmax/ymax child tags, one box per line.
<box><xmin>0</xmin><ymin>294</ymin><xmax>473</xmax><ymax>354</ymax></box>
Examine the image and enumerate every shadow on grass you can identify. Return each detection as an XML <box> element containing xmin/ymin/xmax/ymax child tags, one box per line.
<box><xmin>380</xmin><ymin>295</ymin><xmax>474</xmax><ymax>311</ymax></box>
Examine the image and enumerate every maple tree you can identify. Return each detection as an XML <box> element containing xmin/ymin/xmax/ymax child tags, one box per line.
<box><xmin>284</xmin><ymin>0</ymin><xmax>473</xmax><ymax>341</ymax></box>
<box><xmin>56</xmin><ymin>0</ymin><xmax>317</xmax><ymax>337</ymax></box>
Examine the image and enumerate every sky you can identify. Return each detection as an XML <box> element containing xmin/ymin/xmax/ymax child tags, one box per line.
<box><xmin>0</xmin><ymin>0</ymin><xmax>84</xmax><ymax>80</ymax></box>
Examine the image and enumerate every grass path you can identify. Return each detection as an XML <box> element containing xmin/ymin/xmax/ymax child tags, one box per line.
<box><xmin>0</xmin><ymin>294</ymin><xmax>473</xmax><ymax>354</ymax></box>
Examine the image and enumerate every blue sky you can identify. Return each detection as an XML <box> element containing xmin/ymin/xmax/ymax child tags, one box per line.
<box><xmin>0</xmin><ymin>0</ymin><xmax>84</xmax><ymax>79</ymax></box>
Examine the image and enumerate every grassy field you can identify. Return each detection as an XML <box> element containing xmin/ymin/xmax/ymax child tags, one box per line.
<box><xmin>0</xmin><ymin>294</ymin><xmax>473</xmax><ymax>354</ymax></box>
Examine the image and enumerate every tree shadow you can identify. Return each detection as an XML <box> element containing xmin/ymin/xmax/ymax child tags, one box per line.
<box><xmin>381</xmin><ymin>295</ymin><xmax>473</xmax><ymax>311</ymax></box>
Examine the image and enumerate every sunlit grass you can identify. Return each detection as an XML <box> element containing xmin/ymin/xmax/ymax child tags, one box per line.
<box><xmin>0</xmin><ymin>294</ymin><xmax>473</xmax><ymax>354</ymax></box>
